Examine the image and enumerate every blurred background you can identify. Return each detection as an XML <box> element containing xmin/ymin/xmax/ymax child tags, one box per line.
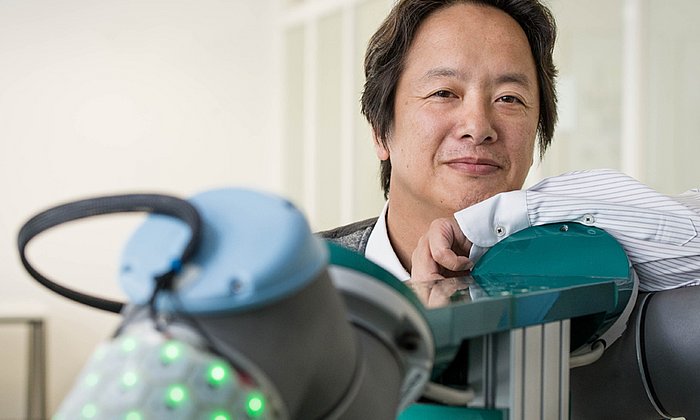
<box><xmin>0</xmin><ymin>0</ymin><xmax>698</xmax><ymax>417</ymax></box>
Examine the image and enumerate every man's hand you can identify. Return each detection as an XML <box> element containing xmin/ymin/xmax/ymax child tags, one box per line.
<box><xmin>407</xmin><ymin>217</ymin><xmax>473</xmax><ymax>308</ymax></box>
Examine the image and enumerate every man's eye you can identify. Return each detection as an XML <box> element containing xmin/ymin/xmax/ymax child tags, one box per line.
<box><xmin>432</xmin><ymin>90</ymin><xmax>455</xmax><ymax>98</ymax></box>
<box><xmin>497</xmin><ymin>95</ymin><xmax>522</xmax><ymax>104</ymax></box>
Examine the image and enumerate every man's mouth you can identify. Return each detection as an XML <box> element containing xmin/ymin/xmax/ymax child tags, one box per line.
<box><xmin>444</xmin><ymin>157</ymin><xmax>501</xmax><ymax>175</ymax></box>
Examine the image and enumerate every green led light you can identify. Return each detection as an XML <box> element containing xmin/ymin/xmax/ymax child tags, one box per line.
<box><xmin>121</xmin><ymin>337</ymin><xmax>137</xmax><ymax>353</ymax></box>
<box><xmin>160</xmin><ymin>341</ymin><xmax>183</xmax><ymax>364</ymax></box>
<box><xmin>209</xmin><ymin>410</ymin><xmax>231</xmax><ymax>420</ymax></box>
<box><xmin>165</xmin><ymin>384</ymin><xmax>188</xmax><ymax>408</ymax></box>
<box><xmin>246</xmin><ymin>392</ymin><xmax>266</xmax><ymax>418</ymax></box>
<box><xmin>84</xmin><ymin>373</ymin><xmax>99</xmax><ymax>387</ymax></box>
<box><xmin>81</xmin><ymin>403</ymin><xmax>98</xmax><ymax>419</ymax></box>
<box><xmin>121</xmin><ymin>371</ymin><xmax>139</xmax><ymax>388</ymax></box>
<box><xmin>124</xmin><ymin>411</ymin><xmax>143</xmax><ymax>420</ymax></box>
<box><xmin>206</xmin><ymin>361</ymin><xmax>231</xmax><ymax>387</ymax></box>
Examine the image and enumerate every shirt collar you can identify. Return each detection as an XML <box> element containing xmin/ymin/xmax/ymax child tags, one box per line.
<box><xmin>365</xmin><ymin>201</ymin><xmax>411</xmax><ymax>281</ymax></box>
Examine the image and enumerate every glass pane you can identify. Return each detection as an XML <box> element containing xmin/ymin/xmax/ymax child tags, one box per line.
<box><xmin>0</xmin><ymin>324</ymin><xmax>27</xmax><ymax>419</ymax></box>
<box><xmin>315</xmin><ymin>12</ymin><xmax>344</xmax><ymax>230</ymax></box>
<box><xmin>644</xmin><ymin>0</ymin><xmax>700</xmax><ymax>193</ymax></box>
<box><xmin>539</xmin><ymin>0</ymin><xmax>623</xmax><ymax>178</ymax></box>
<box><xmin>282</xmin><ymin>25</ymin><xmax>305</xmax><ymax>208</ymax></box>
<box><xmin>353</xmin><ymin>0</ymin><xmax>391</xmax><ymax>220</ymax></box>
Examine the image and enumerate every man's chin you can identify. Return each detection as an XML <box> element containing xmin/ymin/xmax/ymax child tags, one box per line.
<box><xmin>442</xmin><ymin>187</ymin><xmax>506</xmax><ymax>212</ymax></box>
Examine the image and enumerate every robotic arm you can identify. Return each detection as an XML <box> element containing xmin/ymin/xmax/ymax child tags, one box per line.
<box><xmin>18</xmin><ymin>189</ymin><xmax>433</xmax><ymax>420</ymax></box>
<box><xmin>17</xmin><ymin>188</ymin><xmax>697</xmax><ymax>419</ymax></box>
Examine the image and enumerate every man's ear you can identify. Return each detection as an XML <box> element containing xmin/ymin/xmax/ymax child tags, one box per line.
<box><xmin>373</xmin><ymin>130</ymin><xmax>390</xmax><ymax>161</ymax></box>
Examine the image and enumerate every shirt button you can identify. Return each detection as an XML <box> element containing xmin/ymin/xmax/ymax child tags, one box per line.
<box><xmin>495</xmin><ymin>225</ymin><xmax>506</xmax><ymax>236</ymax></box>
<box><xmin>581</xmin><ymin>214</ymin><xmax>596</xmax><ymax>225</ymax></box>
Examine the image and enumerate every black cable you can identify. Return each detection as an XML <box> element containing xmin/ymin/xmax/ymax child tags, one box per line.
<box><xmin>17</xmin><ymin>194</ymin><xmax>202</xmax><ymax>313</ymax></box>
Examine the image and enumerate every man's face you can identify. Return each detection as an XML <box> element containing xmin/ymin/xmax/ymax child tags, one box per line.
<box><xmin>377</xmin><ymin>3</ymin><xmax>540</xmax><ymax>217</ymax></box>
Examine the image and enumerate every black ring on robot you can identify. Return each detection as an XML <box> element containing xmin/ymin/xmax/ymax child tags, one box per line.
<box><xmin>17</xmin><ymin>194</ymin><xmax>202</xmax><ymax>314</ymax></box>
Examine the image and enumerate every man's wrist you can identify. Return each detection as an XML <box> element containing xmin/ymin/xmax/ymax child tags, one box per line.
<box><xmin>453</xmin><ymin>190</ymin><xmax>529</xmax><ymax>247</ymax></box>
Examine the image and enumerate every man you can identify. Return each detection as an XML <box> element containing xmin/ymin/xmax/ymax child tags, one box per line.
<box><xmin>321</xmin><ymin>1</ymin><xmax>700</xmax><ymax>416</ymax></box>
<box><xmin>320</xmin><ymin>0</ymin><xmax>700</xmax><ymax>308</ymax></box>
<box><xmin>321</xmin><ymin>0</ymin><xmax>557</xmax><ymax>302</ymax></box>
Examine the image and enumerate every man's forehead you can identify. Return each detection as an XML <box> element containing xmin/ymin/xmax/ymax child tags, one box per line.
<box><xmin>402</xmin><ymin>4</ymin><xmax>537</xmax><ymax>77</ymax></box>
<box><xmin>420</xmin><ymin>67</ymin><xmax>534</xmax><ymax>88</ymax></box>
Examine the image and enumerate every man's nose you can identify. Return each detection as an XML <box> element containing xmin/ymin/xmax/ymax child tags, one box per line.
<box><xmin>458</xmin><ymin>99</ymin><xmax>497</xmax><ymax>144</ymax></box>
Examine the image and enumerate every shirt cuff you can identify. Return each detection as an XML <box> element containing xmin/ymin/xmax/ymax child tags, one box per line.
<box><xmin>454</xmin><ymin>190</ymin><xmax>530</xmax><ymax>248</ymax></box>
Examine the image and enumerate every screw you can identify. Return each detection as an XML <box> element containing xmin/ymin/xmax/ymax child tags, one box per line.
<box><xmin>229</xmin><ymin>278</ymin><xmax>243</xmax><ymax>294</ymax></box>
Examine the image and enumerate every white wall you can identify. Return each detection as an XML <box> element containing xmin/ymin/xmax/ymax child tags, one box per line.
<box><xmin>4</xmin><ymin>0</ymin><xmax>700</xmax><ymax>417</ymax></box>
<box><xmin>0</xmin><ymin>0</ymin><xmax>279</xmax><ymax>416</ymax></box>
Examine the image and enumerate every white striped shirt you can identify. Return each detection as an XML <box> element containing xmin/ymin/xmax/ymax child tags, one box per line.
<box><xmin>455</xmin><ymin>169</ymin><xmax>700</xmax><ymax>292</ymax></box>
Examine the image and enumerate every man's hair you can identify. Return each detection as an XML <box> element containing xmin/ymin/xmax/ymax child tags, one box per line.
<box><xmin>361</xmin><ymin>0</ymin><xmax>558</xmax><ymax>198</ymax></box>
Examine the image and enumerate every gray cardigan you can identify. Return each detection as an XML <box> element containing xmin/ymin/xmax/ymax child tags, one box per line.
<box><xmin>317</xmin><ymin>218</ymin><xmax>377</xmax><ymax>254</ymax></box>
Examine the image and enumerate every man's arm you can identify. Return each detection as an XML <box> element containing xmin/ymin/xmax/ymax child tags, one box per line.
<box><xmin>409</xmin><ymin>169</ymin><xmax>700</xmax><ymax>305</ymax></box>
<box><xmin>454</xmin><ymin>169</ymin><xmax>700</xmax><ymax>291</ymax></box>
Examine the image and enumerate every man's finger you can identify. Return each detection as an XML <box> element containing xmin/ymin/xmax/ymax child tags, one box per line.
<box><xmin>427</xmin><ymin>218</ymin><xmax>473</xmax><ymax>272</ymax></box>
<box><xmin>411</xmin><ymin>234</ymin><xmax>443</xmax><ymax>282</ymax></box>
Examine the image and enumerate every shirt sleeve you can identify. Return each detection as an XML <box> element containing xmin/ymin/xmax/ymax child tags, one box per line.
<box><xmin>454</xmin><ymin>169</ymin><xmax>700</xmax><ymax>291</ymax></box>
